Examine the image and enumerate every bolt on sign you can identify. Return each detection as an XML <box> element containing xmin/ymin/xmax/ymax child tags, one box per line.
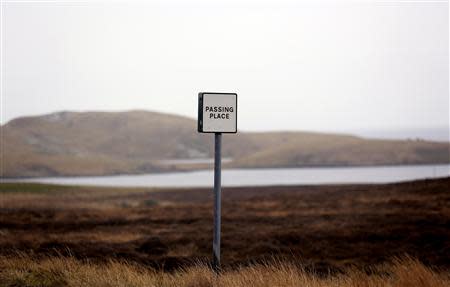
<box><xmin>198</xmin><ymin>92</ymin><xmax>237</xmax><ymax>133</ymax></box>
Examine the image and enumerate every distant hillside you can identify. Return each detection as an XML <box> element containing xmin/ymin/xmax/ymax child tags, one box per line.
<box><xmin>1</xmin><ymin>111</ymin><xmax>449</xmax><ymax>178</ymax></box>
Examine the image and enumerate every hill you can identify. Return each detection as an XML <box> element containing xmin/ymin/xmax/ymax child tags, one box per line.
<box><xmin>1</xmin><ymin>110</ymin><xmax>449</xmax><ymax>177</ymax></box>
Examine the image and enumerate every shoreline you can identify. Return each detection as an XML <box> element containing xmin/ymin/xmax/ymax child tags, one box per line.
<box><xmin>1</xmin><ymin>162</ymin><xmax>449</xmax><ymax>180</ymax></box>
<box><xmin>1</xmin><ymin>163</ymin><xmax>449</xmax><ymax>188</ymax></box>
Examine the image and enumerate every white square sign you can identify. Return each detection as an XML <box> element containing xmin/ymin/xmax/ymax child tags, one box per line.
<box><xmin>198</xmin><ymin>92</ymin><xmax>237</xmax><ymax>133</ymax></box>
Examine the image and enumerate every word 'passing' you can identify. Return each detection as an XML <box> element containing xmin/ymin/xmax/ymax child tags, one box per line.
<box><xmin>205</xmin><ymin>106</ymin><xmax>234</xmax><ymax>119</ymax></box>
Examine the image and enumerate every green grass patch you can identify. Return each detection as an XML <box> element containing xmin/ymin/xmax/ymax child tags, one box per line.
<box><xmin>0</xmin><ymin>183</ymin><xmax>74</xmax><ymax>194</ymax></box>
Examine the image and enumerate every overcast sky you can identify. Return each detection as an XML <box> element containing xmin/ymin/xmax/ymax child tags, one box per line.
<box><xmin>1</xmin><ymin>0</ymin><xmax>449</xmax><ymax>140</ymax></box>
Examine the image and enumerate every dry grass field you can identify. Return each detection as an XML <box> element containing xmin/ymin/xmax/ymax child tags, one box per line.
<box><xmin>1</xmin><ymin>255</ymin><xmax>449</xmax><ymax>287</ymax></box>
<box><xmin>1</xmin><ymin>177</ymin><xmax>449</xmax><ymax>286</ymax></box>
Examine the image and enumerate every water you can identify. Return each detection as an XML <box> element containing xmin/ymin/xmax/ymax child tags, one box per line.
<box><xmin>159</xmin><ymin>158</ymin><xmax>232</xmax><ymax>164</ymax></box>
<box><xmin>7</xmin><ymin>164</ymin><xmax>450</xmax><ymax>188</ymax></box>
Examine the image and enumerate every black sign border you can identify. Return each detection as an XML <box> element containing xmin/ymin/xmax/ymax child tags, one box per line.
<box><xmin>198</xmin><ymin>92</ymin><xmax>238</xmax><ymax>134</ymax></box>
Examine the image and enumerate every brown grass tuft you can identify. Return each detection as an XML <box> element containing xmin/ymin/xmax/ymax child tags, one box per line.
<box><xmin>1</xmin><ymin>255</ymin><xmax>449</xmax><ymax>287</ymax></box>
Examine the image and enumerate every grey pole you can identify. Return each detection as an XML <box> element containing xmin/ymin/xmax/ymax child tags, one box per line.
<box><xmin>213</xmin><ymin>132</ymin><xmax>222</xmax><ymax>272</ymax></box>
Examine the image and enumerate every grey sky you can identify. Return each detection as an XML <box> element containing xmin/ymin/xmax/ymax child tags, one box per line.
<box><xmin>1</xmin><ymin>0</ymin><xmax>449</xmax><ymax>140</ymax></box>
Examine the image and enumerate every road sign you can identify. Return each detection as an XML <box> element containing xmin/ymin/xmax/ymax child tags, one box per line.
<box><xmin>198</xmin><ymin>92</ymin><xmax>237</xmax><ymax>133</ymax></box>
<box><xmin>197</xmin><ymin>92</ymin><xmax>238</xmax><ymax>272</ymax></box>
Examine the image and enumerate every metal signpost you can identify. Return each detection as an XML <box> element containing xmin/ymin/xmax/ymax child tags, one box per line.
<box><xmin>198</xmin><ymin>92</ymin><xmax>237</xmax><ymax>271</ymax></box>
